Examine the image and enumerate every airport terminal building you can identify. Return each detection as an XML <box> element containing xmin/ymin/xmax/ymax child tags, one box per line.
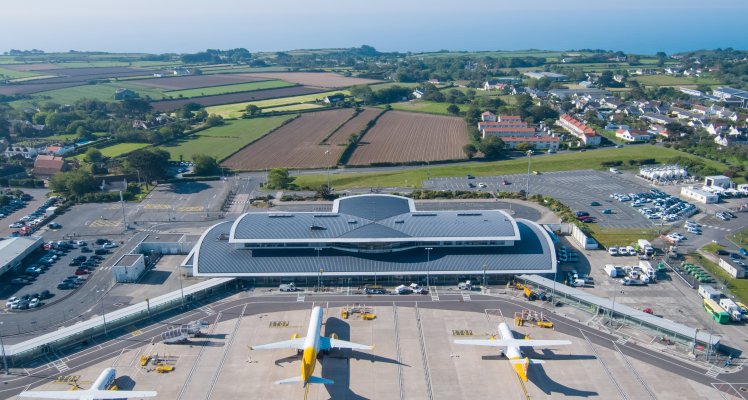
<box><xmin>184</xmin><ymin>194</ymin><xmax>556</xmax><ymax>286</ymax></box>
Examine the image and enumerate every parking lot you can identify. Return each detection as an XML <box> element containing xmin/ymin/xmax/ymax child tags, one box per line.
<box><xmin>1</xmin><ymin>238</ymin><xmax>117</xmax><ymax>313</ymax></box>
<box><xmin>427</xmin><ymin>170</ymin><xmax>661</xmax><ymax>229</ymax></box>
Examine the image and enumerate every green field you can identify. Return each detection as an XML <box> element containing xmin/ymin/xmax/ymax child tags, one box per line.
<box><xmin>10</xmin><ymin>82</ymin><xmax>167</xmax><ymax>108</ymax></box>
<box><xmin>294</xmin><ymin>145</ymin><xmax>729</xmax><ymax>189</ymax></box>
<box><xmin>367</xmin><ymin>82</ymin><xmax>420</xmax><ymax>91</ymax></box>
<box><xmin>412</xmin><ymin>50</ymin><xmax>567</xmax><ymax>59</ymax></box>
<box><xmin>631</xmin><ymin>75</ymin><xmax>721</xmax><ymax>87</ymax></box>
<box><xmin>73</xmin><ymin>142</ymin><xmax>151</xmax><ymax>160</ymax></box>
<box><xmin>162</xmin><ymin>80</ymin><xmax>294</xmax><ymax>98</ymax></box>
<box><xmin>205</xmin><ymin>90</ymin><xmax>348</xmax><ymax>118</ymax></box>
<box><xmin>263</xmin><ymin>103</ymin><xmax>325</xmax><ymax>112</ymax></box>
<box><xmin>382</xmin><ymin>101</ymin><xmax>470</xmax><ymax>115</ymax></box>
<box><xmin>0</xmin><ymin>66</ymin><xmax>41</xmax><ymax>79</ymax></box>
<box><xmin>156</xmin><ymin>115</ymin><xmax>295</xmax><ymax>161</ymax></box>
<box><xmin>587</xmin><ymin>226</ymin><xmax>658</xmax><ymax>249</ymax></box>
<box><xmin>689</xmin><ymin>253</ymin><xmax>748</xmax><ymax>304</ymax></box>
<box><xmin>730</xmin><ymin>226</ymin><xmax>748</xmax><ymax>249</ymax></box>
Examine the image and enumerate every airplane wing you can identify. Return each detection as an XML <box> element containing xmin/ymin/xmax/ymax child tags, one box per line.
<box><xmin>19</xmin><ymin>390</ymin><xmax>157</xmax><ymax>399</ymax></box>
<box><xmin>454</xmin><ymin>339</ymin><xmax>571</xmax><ymax>347</ymax></box>
<box><xmin>319</xmin><ymin>336</ymin><xmax>373</xmax><ymax>351</ymax></box>
<box><xmin>250</xmin><ymin>337</ymin><xmax>306</xmax><ymax>350</ymax></box>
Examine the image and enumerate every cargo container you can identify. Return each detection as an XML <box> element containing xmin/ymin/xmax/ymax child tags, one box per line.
<box><xmin>698</xmin><ymin>284</ymin><xmax>721</xmax><ymax>301</ymax></box>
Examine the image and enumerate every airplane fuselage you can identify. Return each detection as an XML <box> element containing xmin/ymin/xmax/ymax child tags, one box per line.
<box><xmin>301</xmin><ymin>307</ymin><xmax>324</xmax><ymax>384</ymax></box>
<box><xmin>92</xmin><ymin>368</ymin><xmax>117</xmax><ymax>391</ymax></box>
<box><xmin>498</xmin><ymin>322</ymin><xmax>522</xmax><ymax>360</ymax></box>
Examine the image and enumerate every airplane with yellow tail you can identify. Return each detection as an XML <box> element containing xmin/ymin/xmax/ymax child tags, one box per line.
<box><xmin>250</xmin><ymin>306</ymin><xmax>373</xmax><ymax>386</ymax></box>
<box><xmin>455</xmin><ymin>322</ymin><xmax>571</xmax><ymax>381</ymax></box>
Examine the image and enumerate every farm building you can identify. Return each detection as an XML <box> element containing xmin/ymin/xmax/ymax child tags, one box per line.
<box><xmin>184</xmin><ymin>194</ymin><xmax>556</xmax><ymax>286</ymax></box>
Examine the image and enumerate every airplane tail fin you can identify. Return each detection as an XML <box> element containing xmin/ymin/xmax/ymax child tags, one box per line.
<box><xmin>274</xmin><ymin>376</ymin><xmax>334</xmax><ymax>385</ymax></box>
<box><xmin>510</xmin><ymin>357</ymin><xmax>531</xmax><ymax>381</ymax></box>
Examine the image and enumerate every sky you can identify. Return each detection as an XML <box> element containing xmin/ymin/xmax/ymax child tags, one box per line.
<box><xmin>1</xmin><ymin>0</ymin><xmax>747</xmax><ymax>55</ymax></box>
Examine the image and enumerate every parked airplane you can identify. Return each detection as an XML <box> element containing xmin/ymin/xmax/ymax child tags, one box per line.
<box><xmin>455</xmin><ymin>322</ymin><xmax>571</xmax><ymax>381</ymax></box>
<box><xmin>250</xmin><ymin>306</ymin><xmax>373</xmax><ymax>386</ymax></box>
<box><xmin>18</xmin><ymin>367</ymin><xmax>157</xmax><ymax>399</ymax></box>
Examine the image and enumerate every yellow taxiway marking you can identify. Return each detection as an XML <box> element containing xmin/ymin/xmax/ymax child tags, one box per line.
<box><xmin>89</xmin><ymin>219</ymin><xmax>122</xmax><ymax>228</ymax></box>
<box><xmin>177</xmin><ymin>206</ymin><xmax>204</xmax><ymax>212</ymax></box>
<box><xmin>144</xmin><ymin>204</ymin><xmax>171</xmax><ymax>210</ymax></box>
<box><xmin>127</xmin><ymin>325</ymin><xmax>143</xmax><ymax>337</ymax></box>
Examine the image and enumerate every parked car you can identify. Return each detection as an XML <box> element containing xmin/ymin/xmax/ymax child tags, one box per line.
<box><xmin>48</xmin><ymin>222</ymin><xmax>62</xmax><ymax>229</ymax></box>
<box><xmin>590</xmin><ymin>201</ymin><xmax>601</xmax><ymax>206</ymax></box>
<box><xmin>740</xmin><ymin>248</ymin><xmax>748</xmax><ymax>257</ymax></box>
<box><xmin>5</xmin><ymin>297</ymin><xmax>19</xmax><ymax>308</ymax></box>
<box><xmin>80</xmin><ymin>247</ymin><xmax>92</xmax><ymax>253</ymax></box>
<box><xmin>94</xmin><ymin>249</ymin><xmax>109</xmax><ymax>255</ymax></box>
<box><xmin>102</xmin><ymin>242</ymin><xmax>118</xmax><ymax>249</ymax></box>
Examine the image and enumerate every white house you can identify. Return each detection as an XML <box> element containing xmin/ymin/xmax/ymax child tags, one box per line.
<box><xmin>4</xmin><ymin>146</ymin><xmax>38</xmax><ymax>159</ymax></box>
<box><xmin>480</xmin><ymin>111</ymin><xmax>497</xmax><ymax>122</ymax></box>
<box><xmin>615</xmin><ymin>129</ymin><xmax>651</xmax><ymax>142</ymax></box>
<box><xmin>412</xmin><ymin>89</ymin><xmax>424</xmax><ymax>99</ymax></box>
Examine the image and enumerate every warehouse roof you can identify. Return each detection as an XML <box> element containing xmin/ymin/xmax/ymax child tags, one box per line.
<box><xmin>192</xmin><ymin>218</ymin><xmax>554</xmax><ymax>276</ymax></box>
<box><xmin>230</xmin><ymin>194</ymin><xmax>519</xmax><ymax>243</ymax></box>
<box><xmin>0</xmin><ymin>236</ymin><xmax>43</xmax><ymax>268</ymax></box>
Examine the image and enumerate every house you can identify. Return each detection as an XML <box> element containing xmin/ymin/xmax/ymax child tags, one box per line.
<box><xmin>523</xmin><ymin>71</ymin><xmax>568</xmax><ymax>81</ymax></box>
<box><xmin>323</xmin><ymin>94</ymin><xmax>345</xmax><ymax>104</ymax></box>
<box><xmin>613</xmin><ymin>74</ymin><xmax>625</xmax><ymax>83</ymax></box>
<box><xmin>480</xmin><ymin>111</ymin><xmax>497</xmax><ymax>122</ymax></box>
<box><xmin>33</xmin><ymin>155</ymin><xmax>68</xmax><ymax>180</ymax></box>
<box><xmin>647</xmin><ymin>124</ymin><xmax>673</xmax><ymax>139</ymax></box>
<box><xmin>556</xmin><ymin>114</ymin><xmax>601</xmax><ymax>146</ymax></box>
<box><xmin>615</xmin><ymin>129</ymin><xmax>651</xmax><ymax>142</ymax></box>
<box><xmin>412</xmin><ymin>89</ymin><xmax>424</xmax><ymax>99</ymax></box>
<box><xmin>706</xmin><ymin>123</ymin><xmax>726</xmax><ymax>136</ymax></box>
<box><xmin>482</xmin><ymin>80</ymin><xmax>506</xmax><ymax>91</ymax></box>
<box><xmin>679</xmin><ymin>87</ymin><xmax>703</xmax><ymax>97</ymax></box>
<box><xmin>478</xmin><ymin>115</ymin><xmax>533</xmax><ymax>138</ymax></box>
<box><xmin>4</xmin><ymin>146</ymin><xmax>38</xmax><ymax>159</ymax></box>
<box><xmin>640</xmin><ymin>112</ymin><xmax>676</xmax><ymax>125</ymax></box>
<box><xmin>428</xmin><ymin>78</ymin><xmax>440</xmax><ymax>84</ymax></box>
<box><xmin>548</xmin><ymin>88</ymin><xmax>609</xmax><ymax>99</ymax></box>
<box><xmin>712</xmin><ymin>87</ymin><xmax>748</xmax><ymax>107</ymax></box>
<box><xmin>114</xmin><ymin>88</ymin><xmax>138</xmax><ymax>100</ymax></box>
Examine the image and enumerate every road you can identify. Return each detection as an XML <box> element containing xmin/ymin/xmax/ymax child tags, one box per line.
<box><xmin>1</xmin><ymin>292</ymin><xmax>744</xmax><ymax>399</ymax></box>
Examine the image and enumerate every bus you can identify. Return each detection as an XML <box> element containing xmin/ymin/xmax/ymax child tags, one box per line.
<box><xmin>704</xmin><ymin>298</ymin><xmax>730</xmax><ymax>324</ymax></box>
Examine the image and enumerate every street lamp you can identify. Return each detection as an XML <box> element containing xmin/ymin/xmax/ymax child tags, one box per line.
<box><xmin>525</xmin><ymin>149</ymin><xmax>534</xmax><ymax>198</ymax></box>
<box><xmin>97</xmin><ymin>290</ymin><xmax>108</xmax><ymax>336</ymax></box>
<box><xmin>0</xmin><ymin>321</ymin><xmax>8</xmax><ymax>374</ymax></box>
<box><xmin>425</xmin><ymin>247</ymin><xmax>433</xmax><ymax>288</ymax></box>
<box><xmin>610</xmin><ymin>288</ymin><xmax>624</xmax><ymax>326</ymax></box>
<box><xmin>325</xmin><ymin>150</ymin><xmax>331</xmax><ymax>190</ymax></box>
<box><xmin>318</xmin><ymin>268</ymin><xmax>324</xmax><ymax>292</ymax></box>
<box><xmin>482</xmin><ymin>264</ymin><xmax>487</xmax><ymax>291</ymax></box>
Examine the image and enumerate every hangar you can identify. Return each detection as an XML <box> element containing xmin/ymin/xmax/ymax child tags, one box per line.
<box><xmin>184</xmin><ymin>194</ymin><xmax>556</xmax><ymax>286</ymax></box>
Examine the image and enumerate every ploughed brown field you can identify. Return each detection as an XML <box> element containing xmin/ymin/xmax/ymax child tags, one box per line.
<box><xmin>0</xmin><ymin>63</ymin><xmax>61</xmax><ymax>71</ymax></box>
<box><xmin>326</xmin><ymin>107</ymin><xmax>384</xmax><ymax>145</ymax></box>
<box><xmin>127</xmin><ymin>74</ymin><xmax>269</xmax><ymax>90</ymax></box>
<box><xmin>347</xmin><ymin>111</ymin><xmax>469</xmax><ymax>165</ymax></box>
<box><xmin>239</xmin><ymin>72</ymin><xmax>380</xmax><ymax>88</ymax></box>
<box><xmin>0</xmin><ymin>67</ymin><xmax>151</xmax><ymax>95</ymax></box>
<box><xmin>150</xmin><ymin>86</ymin><xmax>328</xmax><ymax>112</ymax></box>
<box><xmin>222</xmin><ymin>109</ymin><xmax>356</xmax><ymax>170</ymax></box>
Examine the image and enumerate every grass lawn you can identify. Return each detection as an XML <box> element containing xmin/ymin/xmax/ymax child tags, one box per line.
<box><xmin>294</xmin><ymin>145</ymin><xmax>729</xmax><ymax>189</ymax></box>
<box><xmin>587</xmin><ymin>226</ymin><xmax>658</xmax><ymax>249</ymax></box>
<box><xmin>73</xmin><ymin>142</ymin><xmax>151</xmax><ymax>159</ymax></box>
<box><xmin>688</xmin><ymin>253</ymin><xmax>748</xmax><ymax>304</ymax></box>
<box><xmin>0</xmin><ymin>66</ymin><xmax>41</xmax><ymax>79</ymax></box>
<box><xmin>729</xmin><ymin>226</ymin><xmax>748</xmax><ymax>249</ymax></box>
<box><xmin>156</xmin><ymin>115</ymin><xmax>294</xmax><ymax>161</ymax></box>
<box><xmin>161</xmin><ymin>80</ymin><xmax>294</xmax><ymax>98</ymax></box>
<box><xmin>204</xmin><ymin>90</ymin><xmax>348</xmax><ymax>118</ymax></box>
<box><xmin>631</xmin><ymin>75</ymin><xmax>721</xmax><ymax>87</ymax></box>
<box><xmin>367</xmin><ymin>82</ymin><xmax>420</xmax><ymax>91</ymax></box>
<box><xmin>382</xmin><ymin>101</ymin><xmax>470</xmax><ymax>116</ymax></box>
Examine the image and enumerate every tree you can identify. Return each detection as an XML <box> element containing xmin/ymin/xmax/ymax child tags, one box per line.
<box><xmin>83</xmin><ymin>148</ymin><xmax>103</xmax><ymax>164</ymax></box>
<box><xmin>192</xmin><ymin>154</ymin><xmax>221</xmax><ymax>176</ymax></box>
<box><xmin>514</xmin><ymin>142</ymin><xmax>534</xmax><ymax>152</ymax></box>
<box><xmin>49</xmin><ymin>170</ymin><xmax>97</xmax><ymax>198</ymax></box>
<box><xmin>462</xmin><ymin>143</ymin><xmax>477</xmax><ymax>159</ymax></box>
<box><xmin>316</xmin><ymin>184</ymin><xmax>333</xmax><ymax>200</ymax></box>
<box><xmin>478</xmin><ymin>137</ymin><xmax>505</xmax><ymax>159</ymax></box>
<box><xmin>446</xmin><ymin>104</ymin><xmax>460</xmax><ymax>115</ymax></box>
<box><xmin>245</xmin><ymin>104</ymin><xmax>262</xmax><ymax>115</ymax></box>
<box><xmin>266</xmin><ymin>168</ymin><xmax>292</xmax><ymax>189</ymax></box>
<box><xmin>124</xmin><ymin>148</ymin><xmax>170</xmax><ymax>183</ymax></box>
<box><xmin>205</xmin><ymin>114</ymin><xmax>224</xmax><ymax>127</ymax></box>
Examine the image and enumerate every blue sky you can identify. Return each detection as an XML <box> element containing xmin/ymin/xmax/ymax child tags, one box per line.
<box><xmin>1</xmin><ymin>0</ymin><xmax>746</xmax><ymax>54</ymax></box>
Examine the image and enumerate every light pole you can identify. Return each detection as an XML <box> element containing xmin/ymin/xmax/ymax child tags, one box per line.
<box><xmin>325</xmin><ymin>150</ymin><xmax>331</xmax><ymax>190</ymax></box>
<box><xmin>97</xmin><ymin>290</ymin><xmax>108</xmax><ymax>336</ymax></box>
<box><xmin>525</xmin><ymin>149</ymin><xmax>534</xmax><ymax>198</ymax></box>
<box><xmin>0</xmin><ymin>321</ymin><xmax>8</xmax><ymax>374</ymax></box>
<box><xmin>119</xmin><ymin>190</ymin><xmax>127</xmax><ymax>231</ymax></box>
<box><xmin>425</xmin><ymin>247</ymin><xmax>433</xmax><ymax>288</ymax></box>
<box><xmin>482</xmin><ymin>264</ymin><xmax>487</xmax><ymax>291</ymax></box>
<box><xmin>178</xmin><ymin>264</ymin><xmax>185</xmax><ymax>309</ymax></box>
<box><xmin>611</xmin><ymin>288</ymin><xmax>624</xmax><ymax>326</ymax></box>
<box><xmin>318</xmin><ymin>268</ymin><xmax>324</xmax><ymax>291</ymax></box>
<box><xmin>552</xmin><ymin>267</ymin><xmax>559</xmax><ymax>307</ymax></box>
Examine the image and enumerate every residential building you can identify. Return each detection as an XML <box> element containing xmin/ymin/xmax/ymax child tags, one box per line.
<box><xmin>480</xmin><ymin>111</ymin><xmax>496</xmax><ymax>122</ymax></box>
<box><xmin>172</xmin><ymin>67</ymin><xmax>192</xmax><ymax>76</ymax></box>
<box><xmin>44</xmin><ymin>145</ymin><xmax>74</xmax><ymax>156</ymax></box>
<box><xmin>647</xmin><ymin>125</ymin><xmax>673</xmax><ymax>139</ymax></box>
<box><xmin>114</xmin><ymin>88</ymin><xmax>138</xmax><ymax>100</ymax></box>
<box><xmin>482</xmin><ymin>80</ymin><xmax>506</xmax><ymax>91</ymax></box>
<box><xmin>33</xmin><ymin>155</ymin><xmax>68</xmax><ymax>180</ymax></box>
<box><xmin>615</xmin><ymin>129</ymin><xmax>651</xmax><ymax>142</ymax></box>
<box><xmin>557</xmin><ymin>114</ymin><xmax>601</xmax><ymax>146</ymax></box>
<box><xmin>501</xmin><ymin>135</ymin><xmax>560</xmax><ymax>151</ymax></box>
<box><xmin>412</xmin><ymin>89</ymin><xmax>424</xmax><ymax>99</ymax></box>
<box><xmin>548</xmin><ymin>88</ymin><xmax>609</xmax><ymax>99</ymax></box>
<box><xmin>641</xmin><ymin>112</ymin><xmax>676</xmax><ymax>125</ymax></box>
<box><xmin>4</xmin><ymin>146</ymin><xmax>38</xmax><ymax>159</ymax></box>
<box><xmin>323</xmin><ymin>94</ymin><xmax>345</xmax><ymax>104</ymax></box>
